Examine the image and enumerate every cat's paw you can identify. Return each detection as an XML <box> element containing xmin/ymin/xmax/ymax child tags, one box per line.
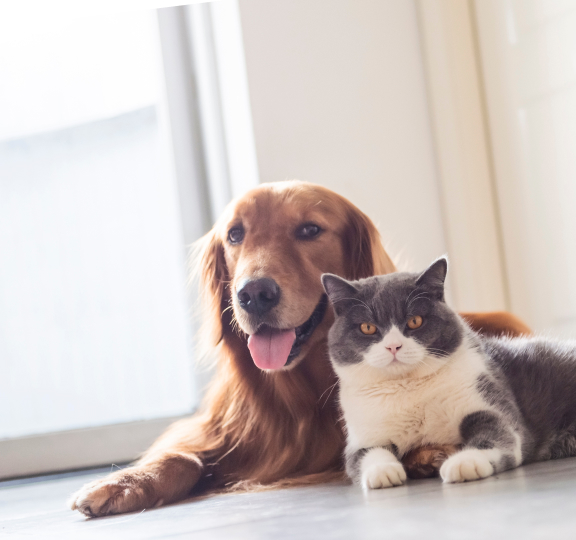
<box><xmin>361</xmin><ymin>461</ymin><xmax>407</xmax><ymax>489</ymax></box>
<box><xmin>440</xmin><ymin>449</ymin><xmax>494</xmax><ymax>483</ymax></box>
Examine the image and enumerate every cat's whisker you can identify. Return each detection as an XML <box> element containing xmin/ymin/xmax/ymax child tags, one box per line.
<box><xmin>417</xmin><ymin>358</ymin><xmax>433</xmax><ymax>369</ymax></box>
<box><xmin>405</xmin><ymin>287</ymin><xmax>425</xmax><ymax>305</ymax></box>
<box><xmin>425</xmin><ymin>347</ymin><xmax>449</xmax><ymax>356</ymax></box>
<box><xmin>333</xmin><ymin>297</ymin><xmax>373</xmax><ymax>312</ymax></box>
<box><xmin>406</xmin><ymin>293</ymin><xmax>430</xmax><ymax>310</ymax></box>
<box><xmin>318</xmin><ymin>381</ymin><xmax>339</xmax><ymax>408</ymax></box>
<box><xmin>406</xmin><ymin>295</ymin><xmax>427</xmax><ymax>308</ymax></box>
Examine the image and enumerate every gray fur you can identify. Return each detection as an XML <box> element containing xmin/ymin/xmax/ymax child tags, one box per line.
<box><xmin>345</xmin><ymin>448</ymin><xmax>369</xmax><ymax>481</ymax></box>
<box><xmin>459</xmin><ymin>410</ymin><xmax>517</xmax><ymax>472</ymax></box>
<box><xmin>481</xmin><ymin>336</ymin><xmax>576</xmax><ymax>462</ymax></box>
<box><xmin>323</xmin><ymin>257</ymin><xmax>576</xmax><ymax>482</ymax></box>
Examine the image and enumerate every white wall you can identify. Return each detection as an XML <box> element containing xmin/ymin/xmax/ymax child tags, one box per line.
<box><xmin>476</xmin><ymin>0</ymin><xmax>576</xmax><ymax>336</ymax></box>
<box><xmin>238</xmin><ymin>0</ymin><xmax>447</xmax><ymax>274</ymax></box>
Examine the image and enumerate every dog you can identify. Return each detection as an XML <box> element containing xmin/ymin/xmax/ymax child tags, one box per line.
<box><xmin>70</xmin><ymin>181</ymin><xmax>531</xmax><ymax>516</ymax></box>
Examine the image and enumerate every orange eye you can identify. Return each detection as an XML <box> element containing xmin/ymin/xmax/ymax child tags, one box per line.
<box><xmin>360</xmin><ymin>323</ymin><xmax>377</xmax><ymax>335</ymax></box>
<box><xmin>407</xmin><ymin>316</ymin><xmax>423</xmax><ymax>329</ymax></box>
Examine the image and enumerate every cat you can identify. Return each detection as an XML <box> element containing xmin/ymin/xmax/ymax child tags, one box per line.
<box><xmin>321</xmin><ymin>257</ymin><xmax>576</xmax><ymax>489</ymax></box>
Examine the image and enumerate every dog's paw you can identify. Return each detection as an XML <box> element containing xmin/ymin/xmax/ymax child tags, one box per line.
<box><xmin>69</xmin><ymin>469</ymin><xmax>159</xmax><ymax>517</ymax></box>
<box><xmin>440</xmin><ymin>449</ymin><xmax>494</xmax><ymax>483</ymax></box>
<box><xmin>361</xmin><ymin>461</ymin><xmax>407</xmax><ymax>489</ymax></box>
<box><xmin>402</xmin><ymin>444</ymin><xmax>460</xmax><ymax>479</ymax></box>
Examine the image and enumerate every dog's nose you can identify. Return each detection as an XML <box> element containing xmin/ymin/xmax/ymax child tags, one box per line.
<box><xmin>237</xmin><ymin>278</ymin><xmax>281</xmax><ymax>316</ymax></box>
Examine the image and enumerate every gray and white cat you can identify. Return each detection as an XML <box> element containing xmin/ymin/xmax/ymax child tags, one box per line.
<box><xmin>322</xmin><ymin>258</ymin><xmax>576</xmax><ymax>488</ymax></box>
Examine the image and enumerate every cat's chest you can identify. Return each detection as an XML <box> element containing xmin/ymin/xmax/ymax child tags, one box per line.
<box><xmin>337</xmin><ymin>352</ymin><xmax>490</xmax><ymax>454</ymax></box>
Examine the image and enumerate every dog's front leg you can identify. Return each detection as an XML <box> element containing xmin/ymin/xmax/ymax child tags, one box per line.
<box><xmin>69</xmin><ymin>452</ymin><xmax>203</xmax><ymax>517</ymax></box>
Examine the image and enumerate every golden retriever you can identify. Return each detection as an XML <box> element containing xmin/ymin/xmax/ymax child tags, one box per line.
<box><xmin>70</xmin><ymin>181</ymin><xmax>531</xmax><ymax>516</ymax></box>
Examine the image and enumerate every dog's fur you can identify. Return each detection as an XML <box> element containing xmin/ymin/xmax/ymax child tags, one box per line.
<box><xmin>70</xmin><ymin>181</ymin><xmax>531</xmax><ymax>517</ymax></box>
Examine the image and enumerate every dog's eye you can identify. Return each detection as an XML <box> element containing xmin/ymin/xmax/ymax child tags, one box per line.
<box><xmin>360</xmin><ymin>323</ymin><xmax>377</xmax><ymax>335</ymax></box>
<box><xmin>407</xmin><ymin>316</ymin><xmax>423</xmax><ymax>329</ymax></box>
<box><xmin>296</xmin><ymin>223</ymin><xmax>322</xmax><ymax>239</ymax></box>
<box><xmin>227</xmin><ymin>226</ymin><xmax>245</xmax><ymax>244</ymax></box>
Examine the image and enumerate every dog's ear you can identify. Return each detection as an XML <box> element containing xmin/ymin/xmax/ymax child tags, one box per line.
<box><xmin>342</xmin><ymin>207</ymin><xmax>396</xmax><ymax>280</ymax></box>
<box><xmin>192</xmin><ymin>228</ymin><xmax>229</xmax><ymax>347</ymax></box>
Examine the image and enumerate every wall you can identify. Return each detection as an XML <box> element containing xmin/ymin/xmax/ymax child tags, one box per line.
<box><xmin>238</xmin><ymin>0</ymin><xmax>447</xmax><ymax>274</ymax></box>
<box><xmin>476</xmin><ymin>0</ymin><xmax>576</xmax><ymax>336</ymax></box>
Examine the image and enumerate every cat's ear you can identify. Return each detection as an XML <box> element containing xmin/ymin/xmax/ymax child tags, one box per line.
<box><xmin>415</xmin><ymin>257</ymin><xmax>448</xmax><ymax>300</ymax></box>
<box><xmin>321</xmin><ymin>273</ymin><xmax>359</xmax><ymax>316</ymax></box>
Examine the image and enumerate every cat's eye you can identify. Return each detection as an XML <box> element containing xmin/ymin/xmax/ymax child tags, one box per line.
<box><xmin>360</xmin><ymin>323</ymin><xmax>377</xmax><ymax>335</ymax></box>
<box><xmin>407</xmin><ymin>316</ymin><xmax>423</xmax><ymax>329</ymax></box>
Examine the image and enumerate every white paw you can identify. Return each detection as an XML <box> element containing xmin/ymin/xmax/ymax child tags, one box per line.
<box><xmin>361</xmin><ymin>461</ymin><xmax>407</xmax><ymax>490</ymax></box>
<box><xmin>440</xmin><ymin>449</ymin><xmax>495</xmax><ymax>483</ymax></box>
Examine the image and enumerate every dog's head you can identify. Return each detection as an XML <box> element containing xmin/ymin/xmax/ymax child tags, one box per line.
<box><xmin>195</xmin><ymin>181</ymin><xmax>395</xmax><ymax>371</ymax></box>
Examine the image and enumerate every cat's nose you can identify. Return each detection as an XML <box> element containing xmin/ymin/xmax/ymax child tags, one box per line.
<box><xmin>386</xmin><ymin>343</ymin><xmax>402</xmax><ymax>355</ymax></box>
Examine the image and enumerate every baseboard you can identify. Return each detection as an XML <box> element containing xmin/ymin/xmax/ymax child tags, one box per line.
<box><xmin>0</xmin><ymin>415</ymin><xmax>189</xmax><ymax>480</ymax></box>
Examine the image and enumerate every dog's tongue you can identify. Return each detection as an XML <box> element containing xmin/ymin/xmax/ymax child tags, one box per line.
<box><xmin>247</xmin><ymin>327</ymin><xmax>296</xmax><ymax>370</ymax></box>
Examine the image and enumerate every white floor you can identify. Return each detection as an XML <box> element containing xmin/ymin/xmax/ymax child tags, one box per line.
<box><xmin>3</xmin><ymin>458</ymin><xmax>576</xmax><ymax>539</ymax></box>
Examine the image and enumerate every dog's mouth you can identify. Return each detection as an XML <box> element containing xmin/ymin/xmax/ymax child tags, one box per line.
<box><xmin>246</xmin><ymin>295</ymin><xmax>328</xmax><ymax>370</ymax></box>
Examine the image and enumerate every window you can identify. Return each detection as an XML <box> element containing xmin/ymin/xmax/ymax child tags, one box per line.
<box><xmin>0</xmin><ymin>1</ymin><xmax>258</xmax><ymax>478</ymax></box>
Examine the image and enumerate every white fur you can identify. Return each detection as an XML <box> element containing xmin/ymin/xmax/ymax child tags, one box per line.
<box><xmin>360</xmin><ymin>447</ymin><xmax>406</xmax><ymax>489</ymax></box>
<box><xmin>336</xmin><ymin>338</ymin><xmax>493</xmax><ymax>457</ymax></box>
<box><xmin>440</xmin><ymin>448</ymin><xmax>497</xmax><ymax>482</ymax></box>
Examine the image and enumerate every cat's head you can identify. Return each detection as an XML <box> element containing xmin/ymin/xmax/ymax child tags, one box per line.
<box><xmin>321</xmin><ymin>258</ymin><xmax>464</xmax><ymax>379</ymax></box>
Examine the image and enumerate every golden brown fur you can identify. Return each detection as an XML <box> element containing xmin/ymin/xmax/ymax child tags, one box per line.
<box><xmin>461</xmin><ymin>311</ymin><xmax>532</xmax><ymax>338</ymax></box>
<box><xmin>70</xmin><ymin>181</ymin><xmax>530</xmax><ymax>517</ymax></box>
